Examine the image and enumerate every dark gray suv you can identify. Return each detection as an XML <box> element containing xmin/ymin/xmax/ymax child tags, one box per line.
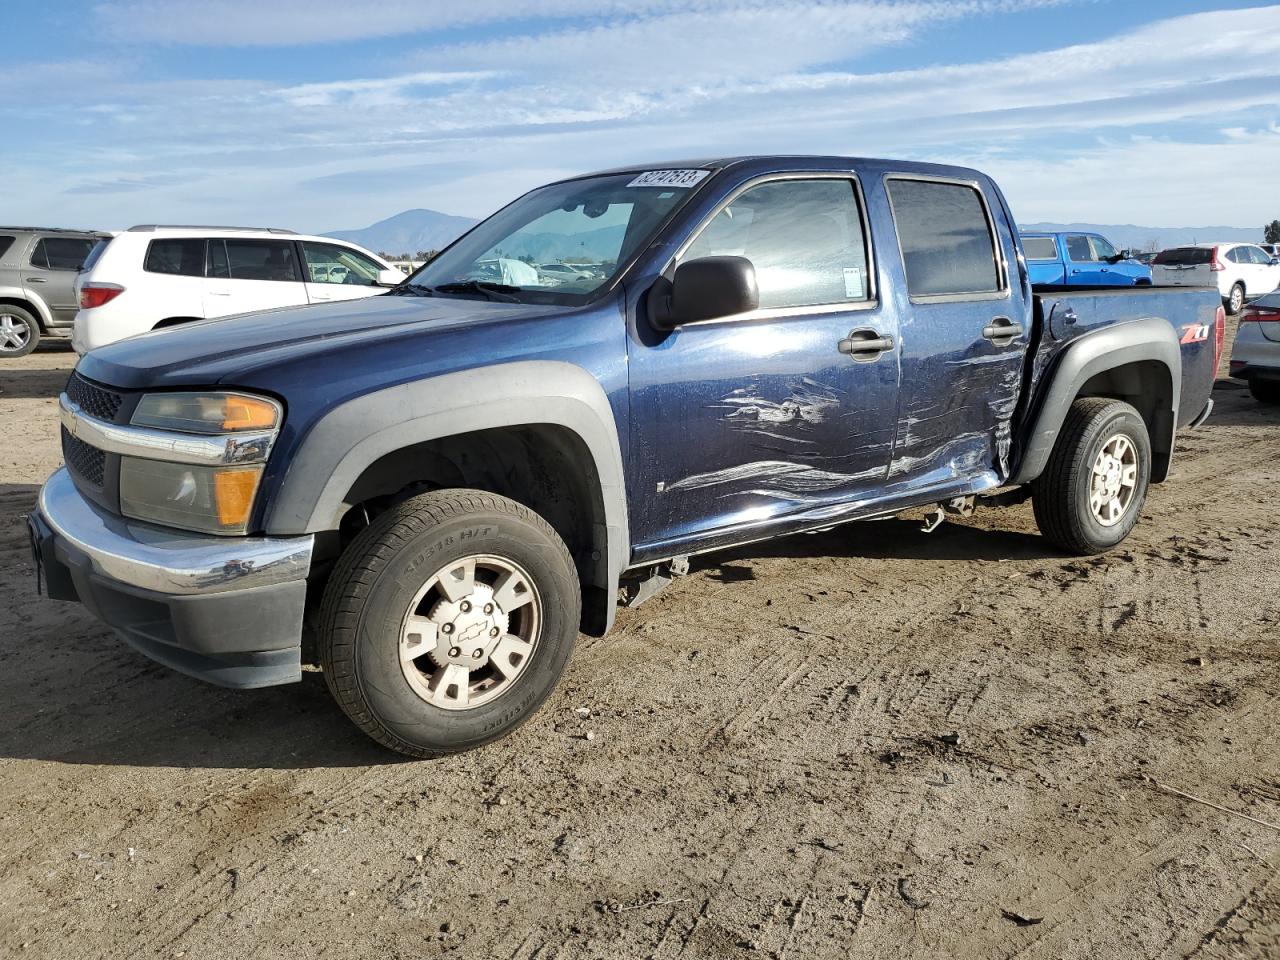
<box><xmin>0</xmin><ymin>227</ymin><xmax>110</xmax><ymax>357</ymax></box>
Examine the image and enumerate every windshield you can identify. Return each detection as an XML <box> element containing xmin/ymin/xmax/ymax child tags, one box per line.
<box><xmin>402</xmin><ymin>171</ymin><xmax>708</xmax><ymax>304</ymax></box>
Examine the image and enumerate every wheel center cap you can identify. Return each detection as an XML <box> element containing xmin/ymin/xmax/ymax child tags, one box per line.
<box><xmin>427</xmin><ymin>583</ymin><xmax>509</xmax><ymax>668</ymax></box>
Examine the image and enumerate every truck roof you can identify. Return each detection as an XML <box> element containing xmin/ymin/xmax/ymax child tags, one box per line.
<box><xmin>564</xmin><ymin>155</ymin><xmax>990</xmax><ymax>185</ymax></box>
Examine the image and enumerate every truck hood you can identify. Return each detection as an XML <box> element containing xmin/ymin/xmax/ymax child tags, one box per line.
<box><xmin>76</xmin><ymin>294</ymin><xmax>558</xmax><ymax>389</ymax></box>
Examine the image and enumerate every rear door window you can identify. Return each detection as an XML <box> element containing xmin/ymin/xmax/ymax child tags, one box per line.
<box><xmin>31</xmin><ymin>236</ymin><xmax>97</xmax><ymax>270</ymax></box>
<box><xmin>222</xmin><ymin>239</ymin><xmax>303</xmax><ymax>282</ymax></box>
<box><xmin>1022</xmin><ymin>236</ymin><xmax>1058</xmax><ymax>260</ymax></box>
<box><xmin>0</xmin><ymin>236</ymin><xmax>15</xmax><ymax>260</ymax></box>
<box><xmin>887</xmin><ymin>178</ymin><xmax>1002</xmax><ymax>298</ymax></box>
<box><xmin>681</xmin><ymin>177</ymin><xmax>871</xmax><ymax>310</ymax></box>
<box><xmin>144</xmin><ymin>239</ymin><xmax>206</xmax><ymax>276</ymax></box>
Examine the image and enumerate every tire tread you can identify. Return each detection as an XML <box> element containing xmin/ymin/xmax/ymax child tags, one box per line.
<box><xmin>317</xmin><ymin>488</ymin><xmax>575</xmax><ymax>759</ymax></box>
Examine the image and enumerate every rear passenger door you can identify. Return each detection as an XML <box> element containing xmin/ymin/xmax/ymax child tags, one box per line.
<box><xmin>300</xmin><ymin>241</ymin><xmax>386</xmax><ymax>303</ymax></box>
<box><xmin>23</xmin><ymin>235</ymin><xmax>97</xmax><ymax>324</ymax></box>
<box><xmin>205</xmin><ymin>238</ymin><xmax>309</xmax><ymax>318</ymax></box>
<box><xmin>884</xmin><ymin>175</ymin><xmax>1029</xmax><ymax>488</ymax></box>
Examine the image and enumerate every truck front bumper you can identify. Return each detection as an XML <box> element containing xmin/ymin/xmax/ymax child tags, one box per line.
<box><xmin>28</xmin><ymin>467</ymin><xmax>314</xmax><ymax>689</ymax></box>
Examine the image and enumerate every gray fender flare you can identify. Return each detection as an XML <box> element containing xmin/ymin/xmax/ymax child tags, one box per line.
<box><xmin>1011</xmin><ymin>316</ymin><xmax>1180</xmax><ymax>485</ymax></box>
<box><xmin>266</xmin><ymin>360</ymin><xmax>629</xmax><ymax>627</ymax></box>
<box><xmin>0</xmin><ymin>286</ymin><xmax>53</xmax><ymax>328</ymax></box>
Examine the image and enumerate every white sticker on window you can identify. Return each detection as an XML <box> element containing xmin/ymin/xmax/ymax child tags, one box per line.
<box><xmin>843</xmin><ymin>267</ymin><xmax>865</xmax><ymax>300</ymax></box>
<box><xmin>627</xmin><ymin>169</ymin><xmax>711</xmax><ymax>188</ymax></box>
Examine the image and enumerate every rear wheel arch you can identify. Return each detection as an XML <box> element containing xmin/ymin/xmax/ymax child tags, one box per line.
<box><xmin>1011</xmin><ymin>317</ymin><xmax>1180</xmax><ymax>485</ymax></box>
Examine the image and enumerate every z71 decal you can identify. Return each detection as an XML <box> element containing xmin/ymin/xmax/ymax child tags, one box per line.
<box><xmin>1180</xmin><ymin>323</ymin><xmax>1211</xmax><ymax>344</ymax></box>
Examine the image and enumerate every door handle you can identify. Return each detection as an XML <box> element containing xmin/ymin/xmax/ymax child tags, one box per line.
<box><xmin>27</xmin><ymin>277</ymin><xmax>47</xmax><ymax>283</ymax></box>
<box><xmin>208</xmin><ymin>290</ymin><xmax>231</xmax><ymax>296</ymax></box>
<box><xmin>838</xmin><ymin>328</ymin><xmax>894</xmax><ymax>361</ymax></box>
<box><xmin>982</xmin><ymin>317</ymin><xmax>1023</xmax><ymax>345</ymax></box>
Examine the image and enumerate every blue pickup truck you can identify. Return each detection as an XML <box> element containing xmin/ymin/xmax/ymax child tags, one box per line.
<box><xmin>30</xmin><ymin>156</ymin><xmax>1221</xmax><ymax>758</ymax></box>
<box><xmin>1021</xmin><ymin>231</ymin><xmax>1153</xmax><ymax>286</ymax></box>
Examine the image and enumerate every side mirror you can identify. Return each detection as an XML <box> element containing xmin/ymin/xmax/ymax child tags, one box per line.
<box><xmin>375</xmin><ymin>267</ymin><xmax>405</xmax><ymax>287</ymax></box>
<box><xmin>649</xmin><ymin>255</ymin><xmax>759</xmax><ymax>329</ymax></box>
<box><xmin>1271</xmin><ymin>257</ymin><xmax>1279</xmax><ymax>266</ymax></box>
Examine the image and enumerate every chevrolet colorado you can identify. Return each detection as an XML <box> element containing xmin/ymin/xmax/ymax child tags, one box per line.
<box><xmin>29</xmin><ymin>156</ymin><xmax>1222</xmax><ymax>758</ymax></box>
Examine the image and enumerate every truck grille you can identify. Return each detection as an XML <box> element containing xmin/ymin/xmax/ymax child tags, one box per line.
<box><xmin>66</xmin><ymin>371</ymin><xmax>124</xmax><ymax>422</ymax></box>
<box><xmin>62</xmin><ymin>426</ymin><xmax>106</xmax><ymax>487</ymax></box>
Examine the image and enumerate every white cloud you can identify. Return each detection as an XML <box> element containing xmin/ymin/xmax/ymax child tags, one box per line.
<box><xmin>8</xmin><ymin>3</ymin><xmax>1280</xmax><ymax>231</ymax></box>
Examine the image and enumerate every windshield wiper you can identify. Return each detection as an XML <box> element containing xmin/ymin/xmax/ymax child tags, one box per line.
<box><xmin>425</xmin><ymin>280</ymin><xmax>523</xmax><ymax>303</ymax></box>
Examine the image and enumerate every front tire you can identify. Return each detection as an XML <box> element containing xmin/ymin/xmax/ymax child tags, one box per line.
<box><xmin>318</xmin><ymin>489</ymin><xmax>580</xmax><ymax>758</ymax></box>
<box><xmin>1032</xmin><ymin>398</ymin><xmax>1152</xmax><ymax>555</ymax></box>
<box><xmin>1249</xmin><ymin>379</ymin><xmax>1280</xmax><ymax>404</ymax></box>
<box><xmin>0</xmin><ymin>305</ymin><xmax>39</xmax><ymax>357</ymax></box>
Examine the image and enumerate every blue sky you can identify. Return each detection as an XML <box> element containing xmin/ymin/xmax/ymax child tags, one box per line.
<box><xmin>5</xmin><ymin>0</ymin><xmax>1279</xmax><ymax>233</ymax></box>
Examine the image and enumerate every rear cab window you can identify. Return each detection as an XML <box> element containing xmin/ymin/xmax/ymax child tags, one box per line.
<box><xmin>886</xmin><ymin>177</ymin><xmax>1004</xmax><ymax>299</ymax></box>
<box><xmin>1022</xmin><ymin>236</ymin><xmax>1058</xmax><ymax>261</ymax></box>
<box><xmin>0</xmin><ymin>236</ymin><xmax>15</xmax><ymax>260</ymax></box>
<box><xmin>679</xmin><ymin>176</ymin><xmax>873</xmax><ymax>310</ymax></box>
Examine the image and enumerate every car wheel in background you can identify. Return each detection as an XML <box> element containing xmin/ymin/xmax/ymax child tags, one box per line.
<box><xmin>318</xmin><ymin>488</ymin><xmax>580</xmax><ymax>759</ymax></box>
<box><xmin>0</xmin><ymin>305</ymin><xmax>40</xmax><ymax>357</ymax></box>
<box><xmin>1248</xmin><ymin>379</ymin><xmax>1280</xmax><ymax>404</ymax></box>
<box><xmin>1032</xmin><ymin>397</ymin><xmax>1152</xmax><ymax>555</ymax></box>
<box><xmin>1227</xmin><ymin>283</ymin><xmax>1245</xmax><ymax>315</ymax></box>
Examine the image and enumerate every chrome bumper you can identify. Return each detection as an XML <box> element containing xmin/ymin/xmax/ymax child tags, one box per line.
<box><xmin>37</xmin><ymin>467</ymin><xmax>312</xmax><ymax>596</ymax></box>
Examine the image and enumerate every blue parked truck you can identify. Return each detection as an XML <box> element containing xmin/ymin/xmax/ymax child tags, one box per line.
<box><xmin>1021</xmin><ymin>231</ymin><xmax>1153</xmax><ymax>286</ymax></box>
<box><xmin>30</xmin><ymin>156</ymin><xmax>1222</xmax><ymax>757</ymax></box>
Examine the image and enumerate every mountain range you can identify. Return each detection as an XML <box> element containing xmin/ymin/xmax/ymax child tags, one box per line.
<box><xmin>324</xmin><ymin>208</ymin><xmax>1266</xmax><ymax>260</ymax></box>
<box><xmin>323</xmin><ymin>208</ymin><xmax>479</xmax><ymax>256</ymax></box>
<box><xmin>1020</xmin><ymin>222</ymin><xmax>1264</xmax><ymax>252</ymax></box>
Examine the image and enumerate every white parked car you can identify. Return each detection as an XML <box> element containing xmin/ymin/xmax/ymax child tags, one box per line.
<box><xmin>72</xmin><ymin>226</ymin><xmax>403</xmax><ymax>353</ymax></box>
<box><xmin>1152</xmin><ymin>242</ymin><xmax>1280</xmax><ymax>314</ymax></box>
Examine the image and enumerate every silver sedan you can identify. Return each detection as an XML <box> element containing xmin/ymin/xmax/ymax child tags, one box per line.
<box><xmin>1230</xmin><ymin>292</ymin><xmax>1280</xmax><ymax>403</ymax></box>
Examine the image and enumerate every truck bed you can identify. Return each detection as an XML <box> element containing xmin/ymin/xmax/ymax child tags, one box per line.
<box><xmin>1031</xmin><ymin>284</ymin><xmax>1221</xmax><ymax>428</ymax></box>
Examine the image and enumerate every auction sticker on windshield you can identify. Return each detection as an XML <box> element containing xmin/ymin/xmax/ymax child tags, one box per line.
<box><xmin>627</xmin><ymin>170</ymin><xmax>711</xmax><ymax>188</ymax></box>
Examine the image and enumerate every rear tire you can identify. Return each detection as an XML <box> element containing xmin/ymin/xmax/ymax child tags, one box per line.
<box><xmin>318</xmin><ymin>489</ymin><xmax>580</xmax><ymax>759</ymax></box>
<box><xmin>1249</xmin><ymin>379</ymin><xmax>1280</xmax><ymax>404</ymax></box>
<box><xmin>0</xmin><ymin>305</ymin><xmax>39</xmax><ymax>357</ymax></box>
<box><xmin>1227</xmin><ymin>283</ymin><xmax>1245</xmax><ymax>315</ymax></box>
<box><xmin>1032</xmin><ymin>398</ymin><xmax>1151</xmax><ymax>555</ymax></box>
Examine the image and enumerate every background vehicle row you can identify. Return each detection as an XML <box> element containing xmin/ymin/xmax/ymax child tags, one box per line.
<box><xmin>72</xmin><ymin>226</ymin><xmax>402</xmax><ymax>353</ymax></box>
<box><xmin>0</xmin><ymin>227</ymin><xmax>109</xmax><ymax>356</ymax></box>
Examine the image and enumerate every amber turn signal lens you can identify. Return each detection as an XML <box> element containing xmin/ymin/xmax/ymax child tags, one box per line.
<box><xmin>214</xmin><ymin>467</ymin><xmax>262</xmax><ymax>528</ymax></box>
<box><xmin>222</xmin><ymin>395</ymin><xmax>279</xmax><ymax>431</ymax></box>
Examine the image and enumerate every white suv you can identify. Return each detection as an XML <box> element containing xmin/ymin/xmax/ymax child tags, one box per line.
<box><xmin>73</xmin><ymin>226</ymin><xmax>403</xmax><ymax>353</ymax></box>
<box><xmin>1152</xmin><ymin>242</ymin><xmax>1280</xmax><ymax>314</ymax></box>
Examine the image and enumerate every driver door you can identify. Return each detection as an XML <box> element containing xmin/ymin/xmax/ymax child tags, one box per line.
<box><xmin>626</xmin><ymin>175</ymin><xmax>900</xmax><ymax>561</ymax></box>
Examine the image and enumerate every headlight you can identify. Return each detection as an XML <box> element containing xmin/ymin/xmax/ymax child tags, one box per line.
<box><xmin>120</xmin><ymin>458</ymin><xmax>265</xmax><ymax>535</ymax></box>
<box><xmin>131</xmin><ymin>392</ymin><xmax>280</xmax><ymax>433</ymax></box>
<box><xmin>116</xmin><ymin>390</ymin><xmax>282</xmax><ymax>536</ymax></box>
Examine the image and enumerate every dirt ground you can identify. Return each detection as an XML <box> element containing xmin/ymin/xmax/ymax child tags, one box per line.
<box><xmin>1</xmin><ymin>330</ymin><xmax>1277</xmax><ymax>960</ymax></box>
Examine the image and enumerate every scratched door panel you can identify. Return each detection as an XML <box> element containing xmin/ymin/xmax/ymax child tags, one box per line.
<box><xmin>889</xmin><ymin>304</ymin><xmax>1025</xmax><ymax>486</ymax></box>
<box><xmin>627</xmin><ymin>311</ymin><xmax>899</xmax><ymax>560</ymax></box>
<box><xmin>882</xmin><ymin>175</ymin><xmax>1031</xmax><ymax>492</ymax></box>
